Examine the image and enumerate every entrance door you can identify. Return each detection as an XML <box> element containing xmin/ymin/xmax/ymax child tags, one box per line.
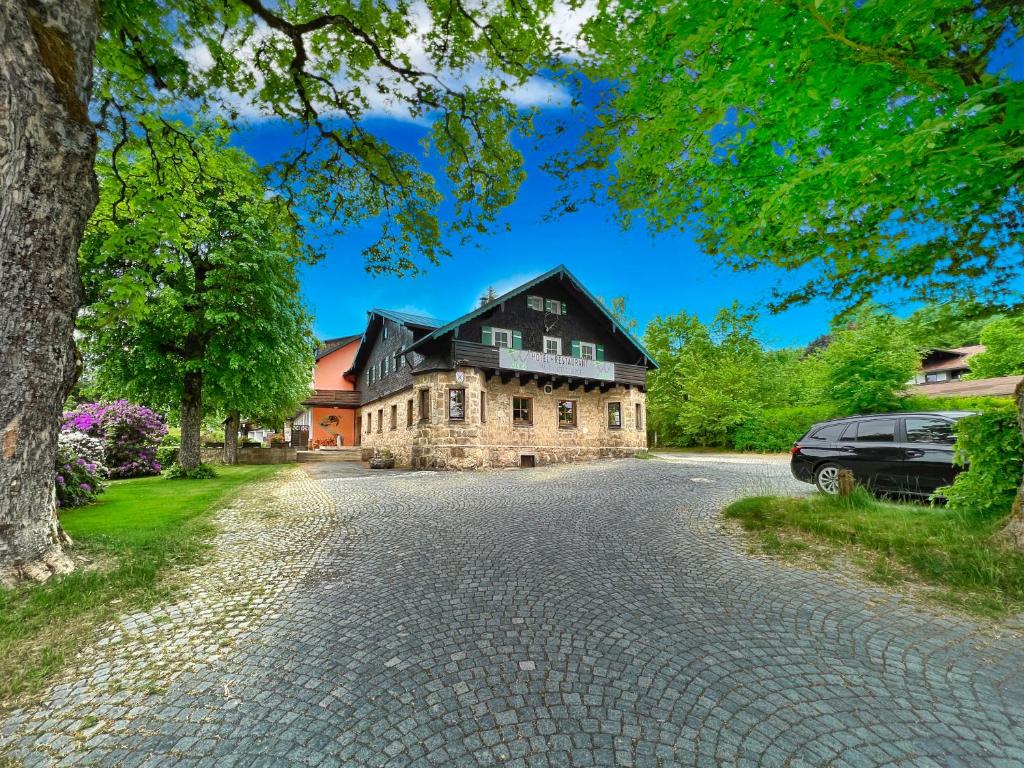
<box><xmin>354</xmin><ymin>416</ymin><xmax>361</xmax><ymax>446</ymax></box>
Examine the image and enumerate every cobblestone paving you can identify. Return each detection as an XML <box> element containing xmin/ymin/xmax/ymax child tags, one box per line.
<box><xmin>4</xmin><ymin>458</ymin><xmax>1024</xmax><ymax>767</ymax></box>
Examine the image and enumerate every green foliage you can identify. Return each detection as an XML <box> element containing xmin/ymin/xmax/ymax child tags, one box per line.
<box><xmin>942</xmin><ymin>403</ymin><xmax>1024</xmax><ymax>521</ymax></box>
<box><xmin>166</xmin><ymin>463</ymin><xmax>219</xmax><ymax>480</ymax></box>
<box><xmin>570</xmin><ymin>1</ymin><xmax>1024</xmax><ymax>311</ymax></box>
<box><xmin>820</xmin><ymin>309</ymin><xmax>920</xmax><ymax>414</ymax></box>
<box><xmin>92</xmin><ymin>0</ymin><xmax>555</xmax><ymax>273</ymax></box>
<box><xmin>725</xmin><ymin>490</ymin><xmax>1024</xmax><ymax>617</ymax></box>
<box><xmin>155</xmin><ymin>436</ymin><xmax>179</xmax><ymax>470</ymax></box>
<box><xmin>644</xmin><ymin>304</ymin><xmax>792</xmax><ymax>446</ymax></box>
<box><xmin>79</xmin><ymin>123</ymin><xmax>316</xmax><ymax>430</ymax></box>
<box><xmin>968</xmin><ymin>317</ymin><xmax>1024</xmax><ymax>378</ymax></box>
<box><xmin>899</xmin><ymin>394</ymin><xmax>1003</xmax><ymax>414</ymax></box>
<box><xmin>732</xmin><ymin>405</ymin><xmax>838</xmax><ymax>453</ymax></box>
<box><xmin>904</xmin><ymin>302</ymin><xmax>1000</xmax><ymax>349</ymax></box>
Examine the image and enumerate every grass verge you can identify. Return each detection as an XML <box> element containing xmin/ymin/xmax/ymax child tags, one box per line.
<box><xmin>724</xmin><ymin>489</ymin><xmax>1024</xmax><ymax>618</ymax></box>
<box><xmin>0</xmin><ymin>464</ymin><xmax>283</xmax><ymax>706</ymax></box>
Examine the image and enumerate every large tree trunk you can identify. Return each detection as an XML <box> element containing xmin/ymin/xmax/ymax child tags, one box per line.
<box><xmin>0</xmin><ymin>0</ymin><xmax>99</xmax><ymax>586</ymax></box>
<box><xmin>178</xmin><ymin>370</ymin><xmax>204</xmax><ymax>472</ymax></box>
<box><xmin>223</xmin><ymin>410</ymin><xmax>240</xmax><ymax>465</ymax></box>
<box><xmin>1001</xmin><ymin>378</ymin><xmax>1024</xmax><ymax>549</ymax></box>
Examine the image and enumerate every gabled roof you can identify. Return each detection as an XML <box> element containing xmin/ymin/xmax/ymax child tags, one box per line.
<box><xmin>371</xmin><ymin>308</ymin><xmax>442</xmax><ymax>329</ymax></box>
<box><xmin>345</xmin><ymin>308</ymin><xmax>444</xmax><ymax>377</ymax></box>
<box><xmin>315</xmin><ymin>334</ymin><xmax>361</xmax><ymax>361</ymax></box>
<box><xmin>406</xmin><ymin>265</ymin><xmax>658</xmax><ymax>368</ymax></box>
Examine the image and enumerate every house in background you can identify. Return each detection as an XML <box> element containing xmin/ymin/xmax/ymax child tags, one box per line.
<box><xmin>909</xmin><ymin>343</ymin><xmax>1022</xmax><ymax>397</ymax></box>
<box><xmin>293</xmin><ymin>334</ymin><xmax>362</xmax><ymax>448</ymax></box>
<box><xmin>912</xmin><ymin>345</ymin><xmax>985</xmax><ymax>385</ymax></box>
<box><xmin>348</xmin><ymin>265</ymin><xmax>656</xmax><ymax>469</ymax></box>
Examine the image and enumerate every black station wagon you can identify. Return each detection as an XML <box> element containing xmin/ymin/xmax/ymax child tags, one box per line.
<box><xmin>790</xmin><ymin>411</ymin><xmax>975</xmax><ymax>497</ymax></box>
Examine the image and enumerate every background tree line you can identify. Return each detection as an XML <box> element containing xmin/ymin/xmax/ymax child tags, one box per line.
<box><xmin>643</xmin><ymin>302</ymin><xmax>1024</xmax><ymax>453</ymax></box>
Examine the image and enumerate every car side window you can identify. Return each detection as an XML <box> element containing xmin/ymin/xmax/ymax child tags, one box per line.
<box><xmin>839</xmin><ymin>422</ymin><xmax>858</xmax><ymax>441</ymax></box>
<box><xmin>855</xmin><ymin>418</ymin><xmax>897</xmax><ymax>442</ymax></box>
<box><xmin>811</xmin><ymin>423</ymin><xmax>845</xmax><ymax>441</ymax></box>
<box><xmin>905</xmin><ymin>417</ymin><xmax>955</xmax><ymax>445</ymax></box>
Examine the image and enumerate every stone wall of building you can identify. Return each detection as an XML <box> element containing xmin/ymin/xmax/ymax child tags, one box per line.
<box><xmin>357</xmin><ymin>385</ymin><xmax>420</xmax><ymax>466</ymax></box>
<box><xmin>359</xmin><ymin>367</ymin><xmax>647</xmax><ymax>470</ymax></box>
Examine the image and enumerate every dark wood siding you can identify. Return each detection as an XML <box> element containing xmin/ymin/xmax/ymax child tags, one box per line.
<box><xmin>453</xmin><ymin>340</ymin><xmax>647</xmax><ymax>387</ymax></box>
<box><xmin>457</xmin><ymin>275</ymin><xmax>647</xmax><ymax>367</ymax></box>
<box><xmin>358</xmin><ymin>320</ymin><xmax>417</xmax><ymax>405</ymax></box>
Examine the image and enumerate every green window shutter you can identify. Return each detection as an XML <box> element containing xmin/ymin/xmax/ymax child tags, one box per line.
<box><xmin>481</xmin><ymin>326</ymin><xmax>492</xmax><ymax>345</ymax></box>
<box><xmin>544</xmin><ymin>299</ymin><xmax>554</xmax><ymax>313</ymax></box>
<box><xmin>512</xmin><ymin>330</ymin><xmax>523</xmax><ymax>350</ymax></box>
<box><xmin>561</xmin><ymin>301</ymin><xmax>568</xmax><ymax>315</ymax></box>
<box><xmin>596</xmin><ymin>344</ymin><xmax>605</xmax><ymax>361</ymax></box>
<box><xmin>571</xmin><ymin>340</ymin><xmax>581</xmax><ymax>358</ymax></box>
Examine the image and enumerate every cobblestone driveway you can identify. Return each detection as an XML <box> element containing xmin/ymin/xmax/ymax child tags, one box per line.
<box><xmin>4</xmin><ymin>458</ymin><xmax>1024</xmax><ymax>767</ymax></box>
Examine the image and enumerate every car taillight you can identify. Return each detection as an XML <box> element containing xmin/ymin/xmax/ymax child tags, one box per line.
<box><xmin>790</xmin><ymin>444</ymin><xmax>802</xmax><ymax>455</ymax></box>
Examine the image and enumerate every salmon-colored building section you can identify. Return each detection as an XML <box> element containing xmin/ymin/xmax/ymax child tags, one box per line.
<box><xmin>303</xmin><ymin>335</ymin><xmax>362</xmax><ymax>447</ymax></box>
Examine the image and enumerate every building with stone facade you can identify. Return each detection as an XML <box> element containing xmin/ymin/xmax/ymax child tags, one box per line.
<box><xmin>348</xmin><ymin>266</ymin><xmax>657</xmax><ymax>469</ymax></box>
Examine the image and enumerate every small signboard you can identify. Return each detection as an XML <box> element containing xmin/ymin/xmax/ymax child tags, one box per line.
<box><xmin>499</xmin><ymin>348</ymin><xmax>615</xmax><ymax>382</ymax></box>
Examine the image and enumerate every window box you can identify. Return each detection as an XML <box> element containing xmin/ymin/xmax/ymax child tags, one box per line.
<box><xmin>608</xmin><ymin>402</ymin><xmax>622</xmax><ymax>429</ymax></box>
<box><xmin>448</xmin><ymin>388</ymin><xmax>466</xmax><ymax>421</ymax></box>
<box><xmin>513</xmin><ymin>396</ymin><xmax>533</xmax><ymax>426</ymax></box>
<box><xmin>558</xmin><ymin>399</ymin><xmax>577</xmax><ymax>429</ymax></box>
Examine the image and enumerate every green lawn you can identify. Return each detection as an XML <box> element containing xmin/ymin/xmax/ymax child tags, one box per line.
<box><xmin>725</xmin><ymin>490</ymin><xmax>1024</xmax><ymax>618</ymax></box>
<box><xmin>0</xmin><ymin>464</ymin><xmax>283</xmax><ymax>706</ymax></box>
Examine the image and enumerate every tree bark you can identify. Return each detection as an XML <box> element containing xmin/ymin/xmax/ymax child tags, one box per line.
<box><xmin>1001</xmin><ymin>378</ymin><xmax>1024</xmax><ymax>549</ymax></box>
<box><xmin>0</xmin><ymin>0</ymin><xmax>98</xmax><ymax>586</ymax></box>
<box><xmin>223</xmin><ymin>410</ymin><xmax>240</xmax><ymax>465</ymax></box>
<box><xmin>178</xmin><ymin>370</ymin><xmax>204</xmax><ymax>472</ymax></box>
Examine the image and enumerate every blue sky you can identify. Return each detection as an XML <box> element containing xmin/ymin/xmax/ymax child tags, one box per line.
<box><xmin>233</xmin><ymin>30</ymin><xmax>1023</xmax><ymax>350</ymax></box>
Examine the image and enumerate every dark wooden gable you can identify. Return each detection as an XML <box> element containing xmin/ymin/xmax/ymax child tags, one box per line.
<box><xmin>456</xmin><ymin>274</ymin><xmax>646</xmax><ymax>366</ymax></box>
<box><xmin>349</xmin><ymin>315</ymin><xmax>423</xmax><ymax>405</ymax></box>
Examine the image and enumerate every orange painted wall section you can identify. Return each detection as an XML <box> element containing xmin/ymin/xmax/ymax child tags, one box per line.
<box><xmin>311</xmin><ymin>407</ymin><xmax>357</xmax><ymax>446</ymax></box>
<box><xmin>313</xmin><ymin>339</ymin><xmax>359</xmax><ymax>390</ymax></box>
<box><xmin>310</xmin><ymin>339</ymin><xmax>360</xmax><ymax>446</ymax></box>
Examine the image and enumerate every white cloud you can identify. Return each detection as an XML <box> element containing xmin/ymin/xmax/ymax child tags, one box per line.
<box><xmin>178</xmin><ymin>1</ymin><xmax>574</xmax><ymax>125</ymax></box>
<box><xmin>548</xmin><ymin>0</ymin><xmax>598</xmax><ymax>57</ymax></box>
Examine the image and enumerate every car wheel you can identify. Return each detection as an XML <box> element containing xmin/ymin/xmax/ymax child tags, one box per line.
<box><xmin>815</xmin><ymin>463</ymin><xmax>843</xmax><ymax>495</ymax></box>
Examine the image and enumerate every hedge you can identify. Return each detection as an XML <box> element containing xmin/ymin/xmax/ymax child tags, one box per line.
<box><xmin>942</xmin><ymin>400</ymin><xmax>1024</xmax><ymax>521</ymax></box>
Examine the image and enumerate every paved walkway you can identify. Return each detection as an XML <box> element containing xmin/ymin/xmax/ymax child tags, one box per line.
<box><xmin>3</xmin><ymin>458</ymin><xmax>1024</xmax><ymax>767</ymax></box>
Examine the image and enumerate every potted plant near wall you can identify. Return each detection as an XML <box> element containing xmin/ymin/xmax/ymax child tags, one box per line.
<box><xmin>369</xmin><ymin>449</ymin><xmax>395</xmax><ymax>469</ymax></box>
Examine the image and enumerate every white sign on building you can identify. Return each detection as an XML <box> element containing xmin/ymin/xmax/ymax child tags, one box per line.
<box><xmin>499</xmin><ymin>348</ymin><xmax>615</xmax><ymax>382</ymax></box>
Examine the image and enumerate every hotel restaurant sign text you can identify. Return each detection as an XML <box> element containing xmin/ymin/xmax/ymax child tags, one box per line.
<box><xmin>499</xmin><ymin>348</ymin><xmax>615</xmax><ymax>382</ymax></box>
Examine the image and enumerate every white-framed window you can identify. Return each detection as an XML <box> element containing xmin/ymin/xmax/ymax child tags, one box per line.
<box><xmin>492</xmin><ymin>328</ymin><xmax>513</xmax><ymax>348</ymax></box>
<box><xmin>383</xmin><ymin>324</ymin><xmax>389</xmax><ymax>340</ymax></box>
<box><xmin>579</xmin><ymin>341</ymin><xmax>596</xmax><ymax>361</ymax></box>
<box><xmin>527</xmin><ymin>295</ymin><xmax>543</xmax><ymax>311</ymax></box>
<box><xmin>544</xmin><ymin>336</ymin><xmax>562</xmax><ymax>355</ymax></box>
<box><xmin>545</xmin><ymin>299</ymin><xmax>567</xmax><ymax>315</ymax></box>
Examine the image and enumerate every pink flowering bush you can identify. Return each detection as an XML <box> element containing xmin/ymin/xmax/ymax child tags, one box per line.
<box><xmin>62</xmin><ymin>400</ymin><xmax>168</xmax><ymax>478</ymax></box>
<box><xmin>55</xmin><ymin>442</ymin><xmax>106</xmax><ymax>508</ymax></box>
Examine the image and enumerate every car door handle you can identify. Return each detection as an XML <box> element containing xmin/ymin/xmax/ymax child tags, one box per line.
<box><xmin>905</xmin><ymin>449</ymin><xmax>925</xmax><ymax>458</ymax></box>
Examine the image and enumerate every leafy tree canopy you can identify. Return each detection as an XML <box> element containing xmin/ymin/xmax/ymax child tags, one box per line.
<box><xmin>79</xmin><ymin>123</ymin><xmax>316</xmax><ymax>428</ymax></box>
<box><xmin>968</xmin><ymin>316</ymin><xmax>1024</xmax><ymax>378</ymax></box>
<box><xmin>562</xmin><ymin>0</ymin><xmax>1023</xmax><ymax>311</ymax></box>
<box><xmin>95</xmin><ymin>0</ymin><xmax>560</xmax><ymax>272</ymax></box>
<box><xmin>820</xmin><ymin>308</ymin><xmax>920</xmax><ymax>413</ymax></box>
<box><xmin>643</xmin><ymin>304</ymin><xmax>792</xmax><ymax>445</ymax></box>
<box><xmin>904</xmin><ymin>301</ymin><xmax>1002</xmax><ymax>348</ymax></box>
